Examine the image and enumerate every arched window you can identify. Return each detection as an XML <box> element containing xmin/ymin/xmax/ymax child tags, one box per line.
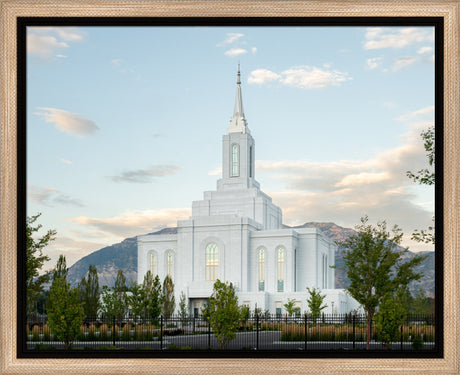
<box><xmin>149</xmin><ymin>252</ymin><xmax>157</xmax><ymax>275</ymax></box>
<box><xmin>277</xmin><ymin>247</ymin><xmax>285</xmax><ymax>292</ymax></box>
<box><xmin>258</xmin><ymin>248</ymin><xmax>265</xmax><ymax>291</ymax></box>
<box><xmin>232</xmin><ymin>144</ymin><xmax>239</xmax><ymax>177</ymax></box>
<box><xmin>205</xmin><ymin>243</ymin><xmax>218</xmax><ymax>281</ymax></box>
<box><xmin>166</xmin><ymin>251</ymin><xmax>174</xmax><ymax>279</ymax></box>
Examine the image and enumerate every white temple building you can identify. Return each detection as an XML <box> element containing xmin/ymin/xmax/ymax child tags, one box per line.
<box><xmin>138</xmin><ymin>68</ymin><xmax>361</xmax><ymax>316</ymax></box>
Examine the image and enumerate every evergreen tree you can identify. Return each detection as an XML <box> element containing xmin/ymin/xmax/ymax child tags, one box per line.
<box><xmin>337</xmin><ymin>216</ymin><xmax>427</xmax><ymax>349</ymax></box>
<box><xmin>113</xmin><ymin>269</ymin><xmax>128</xmax><ymax>320</ymax></box>
<box><xmin>375</xmin><ymin>292</ymin><xmax>407</xmax><ymax>349</ymax></box>
<box><xmin>127</xmin><ymin>281</ymin><xmax>144</xmax><ymax>320</ymax></box>
<box><xmin>142</xmin><ymin>271</ymin><xmax>163</xmax><ymax>322</ymax></box>
<box><xmin>207</xmin><ymin>279</ymin><xmax>241</xmax><ymax>349</ymax></box>
<box><xmin>46</xmin><ymin>255</ymin><xmax>84</xmax><ymax>350</ymax></box>
<box><xmin>306</xmin><ymin>287</ymin><xmax>327</xmax><ymax>323</ymax></box>
<box><xmin>162</xmin><ymin>275</ymin><xmax>175</xmax><ymax>319</ymax></box>
<box><xmin>78</xmin><ymin>265</ymin><xmax>100</xmax><ymax>319</ymax></box>
<box><xmin>26</xmin><ymin>213</ymin><xmax>55</xmax><ymax>317</ymax></box>
<box><xmin>178</xmin><ymin>291</ymin><xmax>189</xmax><ymax>326</ymax></box>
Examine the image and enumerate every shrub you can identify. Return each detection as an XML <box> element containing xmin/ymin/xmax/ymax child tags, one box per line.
<box><xmin>42</xmin><ymin>325</ymin><xmax>51</xmax><ymax>341</ymax></box>
<box><xmin>88</xmin><ymin>324</ymin><xmax>97</xmax><ymax>340</ymax></box>
<box><xmin>32</xmin><ymin>325</ymin><xmax>40</xmax><ymax>341</ymax></box>
<box><xmin>412</xmin><ymin>334</ymin><xmax>424</xmax><ymax>350</ymax></box>
<box><xmin>78</xmin><ymin>325</ymin><xmax>87</xmax><ymax>340</ymax></box>
<box><xmin>99</xmin><ymin>324</ymin><xmax>108</xmax><ymax>340</ymax></box>
<box><xmin>122</xmin><ymin>324</ymin><xmax>132</xmax><ymax>340</ymax></box>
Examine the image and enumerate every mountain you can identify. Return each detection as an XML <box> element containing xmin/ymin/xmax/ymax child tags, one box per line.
<box><xmin>66</xmin><ymin>222</ymin><xmax>434</xmax><ymax>297</ymax></box>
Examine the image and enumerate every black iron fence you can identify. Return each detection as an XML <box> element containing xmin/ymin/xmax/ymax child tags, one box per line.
<box><xmin>26</xmin><ymin>313</ymin><xmax>435</xmax><ymax>351</ymax></box>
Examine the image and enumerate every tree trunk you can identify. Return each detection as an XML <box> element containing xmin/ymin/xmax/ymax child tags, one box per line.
<box><xmin>366</xmin><ymin>314</ymin><xmax>372</xmax><ymax>350</ymax></box>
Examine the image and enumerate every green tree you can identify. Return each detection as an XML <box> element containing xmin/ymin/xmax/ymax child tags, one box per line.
<box><xmin>406</xmin><ymin>126</ymin><xmax>435</xmax><ymax>245</ymax></box>
<box><xmin>162</xmin><ymin>275</ymin><xmax>175</xmax><ymax>319</ymax></box>
<box><xmin>178</xmin><ymin>291</ymin><xmax>189</xmax><ymax>326</ymax></box>
<box><xmin>46</xmin><ymin>255</ymin><xmax>84</xmax><ymax>350</ymax></box>
<box><xmin>306</xmin><ymin>287</ymin><xmax>327</xmax><ymax>323</ymax></box>
<box><xmin>411</xmin><ymin>288</ymin><xmax>431</xmax><ymax>315</ymax></box>
<box><xmin>113</xmin><ymin>269</ymin><xmax>128</xmax><ymax>320</ymax></box>
<box><xmin>375</xmin><ymin>292</ymin><xmax>407</xmax><ymax>349</ymax></box>
<box><xmin>78</xmin><ymin>264</ymin><xmax>100</xmax><ymax>319</ymax></box>
<box><xmin>207</xmin><ymin>279</ymin><xmax>241</xmax><ymax>349</ymax></box>
<box><xmin>26</xmin><ymin>213</ymin><xmax>55</xmax><ymax>317</ymax></box>
<box><xmin>283</xmin><ymin>298</ymin><xmax>297</xmax><ymax>317</ymax></box>
<box><xmin>127</xmin><ymin>281</ymin><xmax>144</xmax><ymax>320</ymax></box>
<box><xmin>337</xmin><ymin>216</ymin><xmax>427</xmax><ymax>349</ymax></box>
<box><xmin>142</xmin><ymin>271</ymin><xmax>163</xmax><ymax>322</ymax></box>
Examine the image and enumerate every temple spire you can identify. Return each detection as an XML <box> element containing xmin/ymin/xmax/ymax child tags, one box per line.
<box><xmin>228</xmin><ymin>65</ymin><xmax>249</xmax><ymax>134</ymax></box>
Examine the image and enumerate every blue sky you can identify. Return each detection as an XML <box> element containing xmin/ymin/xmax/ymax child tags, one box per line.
<box><xmin>26</xmin><ymin>26</ymin><xmax>435</xmax><ymax>269</ymax></box>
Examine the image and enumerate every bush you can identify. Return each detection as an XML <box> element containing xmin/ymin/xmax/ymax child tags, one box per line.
<box><xmin>412</xmin><ymin>334</ymin><xmax>424</xmax><ymax>350</ymax></box>
<box><xmin>32</xmin><ymin>325</ymin><xmax>40</xmax><ymax>341</ymax></box>
<box><xmin>99</xmin><ymin>324</ymin><xmax>108</xmax><ymax>340</ymax></box>
<box><xmin>42</xmin><ymin>324</ymin><xmax>51</xmax><ymax>341</ymax></box>
<box><xmin>122</xmin><ymin>324</ymin><xmax>132</xmax><ymax>340</ymax></box>
<box><xmin>88</xmin><ymin>324</ymin><xmax>97</xmax><ymax>340</ymax></box>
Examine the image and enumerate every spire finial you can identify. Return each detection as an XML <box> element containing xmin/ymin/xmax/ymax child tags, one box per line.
<box><xmin>237</xmin><ymin>63</ymin><xmax>241</xmax><ymax>85</ymax></box>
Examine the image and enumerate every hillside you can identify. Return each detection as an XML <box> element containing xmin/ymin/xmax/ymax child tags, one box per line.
<box><xmin>66</xmin><ymin>222</ymin><xmax>435</xmax><ymax>297</ymax></box>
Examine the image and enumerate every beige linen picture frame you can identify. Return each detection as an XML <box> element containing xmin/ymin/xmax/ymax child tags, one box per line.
<box><xmin>1</xmin><ymin>1</ymin><xmax>459</xmax><ymax>374</ymax></box>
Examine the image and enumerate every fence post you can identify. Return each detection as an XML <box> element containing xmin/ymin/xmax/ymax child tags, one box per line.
<box><xmin>352</xmin><ymin>314</ymin><xmax>356</xmax><ymax>350</ymax></box>
<box><xmin>193</xmin><ymin>315</ymin><xmax>195</xmax><ymax>334</ymax></box>
<box><xmin>112</xmin><ymin>316</ymin><xmax>116</xmax><ymax>347</ymax></box>
<box><xmin>256</xmin><ymin>314</ymin><xmax>259</xmax><ymax>350</ymax></box>
<box><xmin>304</xmin><ymin>313</ymin><xmax>308</xmax><ymax>351</ymax></box>
<box><xmin>160</xmin><ymin>315</ymin><xmax>163</xmax><ymax>350</ymax></box>
<box><xmin>207</xmin><ymin>318</ymin><xmax>211</xmax><ymax>349</ymax></box>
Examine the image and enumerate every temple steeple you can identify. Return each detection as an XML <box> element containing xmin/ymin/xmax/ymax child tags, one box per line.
<box><xmin>228</xmin><ymin>65</ymin><xmax>249</xmax><ymax>134</ymax></box>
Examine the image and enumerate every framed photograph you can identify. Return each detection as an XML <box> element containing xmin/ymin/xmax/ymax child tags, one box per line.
<box><xmin>1</xmin><ymin>1</ymin><xmax>459</xmax><ymax>374</ymax></box>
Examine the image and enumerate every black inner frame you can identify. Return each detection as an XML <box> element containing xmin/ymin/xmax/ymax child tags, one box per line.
<box><xmin>16</xmin><ymin>16</ymin><xmax>444</xmax><ymax>359</ymax></box>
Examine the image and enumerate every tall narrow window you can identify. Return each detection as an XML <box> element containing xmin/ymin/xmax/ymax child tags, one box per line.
<box><xmin>258</xmin><ymin>248</ymin><xmax>265</xmax><ymax>291</ymax></box>
<box><xmin>149</xmin><ymin>252</ymin><xmax>157</xmax><ymax>275</ymax></box>
<box><xmin>205</xmin><ymin>243</ymin><xmax>218</xmax><ymax>281</ymax></box>
<box><xmin>249</xmin><ymin>146</ymin><xmax>253</xmax><ymax>178</ymax></box>
<box><xmin>277</xmin><ymin>247</ymin><xmax>285</xmax><ymax>292</ymax></box>
<box><xmin>232</xmin><ymin>144</ymin><xmax>239</xmax><ymax>177</ymax></box>
<box><xmin>166</xmin><ymin>251</ymin><xmax>174</xmax><ymax>279</ymax></box>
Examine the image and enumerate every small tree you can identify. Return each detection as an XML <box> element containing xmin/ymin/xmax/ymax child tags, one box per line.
<box><xmin>162</xmin><ymin>275</ymin><xmax>175</xmax><ymax>319</ymax></box>
<box><xmin>78</xmin><ymin>264</ymin><xmax>100</xmax><ymax>319</ymax></box>
<box><xmin>207</xmin><ymin>279</ymin><xmax>241</xmax><ymax>349</ymax></box>
<box><xmin>306</xmin><ymin>287</ymin><xmax>327</xmax><ymax>323</ymax></box>
<box><xmin>411</xmin><ymin>288</ymin><xmax>431</xmax><ymax>315</ymax></box>
<box><xmin>337</xmin><ymin>216</ymin><xmax>427</xmax><ymax>349</ymax></box>
<box><xmin>178</xmin><ymin>291</ymin><xmax>189</xmax><ymax>326</ymax></box>
<box><xmin>46</xmin><ymin>255</ymin><xmax>84</xmax><ymax>350</ymax></box>
<box><xmin>127</xmin><ymin>281</ymin><xmax>144</xmax><ymax>321</ymax></box>
<box><xmin>375</xmin><ymin>292</ymin><xmax>407</xmax><ymax>350</ymax></box>
<box><xmin>26</xmin><ymin>214</ymin><xmax>55</xmax><ymax>317</ymax></box>
<box><xmin>142</xmin><ymin>271</ymin><xmax>163</xmax><ymax>323</ymax></box>
<box><xmin>283</xmin><ymin>298</ymin><xmax>297</xmax><ymax>317</ymax></box>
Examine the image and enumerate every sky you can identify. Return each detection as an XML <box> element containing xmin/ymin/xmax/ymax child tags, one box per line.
<box><xmin>26</xmin><ymin>25</ymin><xmax>436</xmax><ymax>270</ymax></box>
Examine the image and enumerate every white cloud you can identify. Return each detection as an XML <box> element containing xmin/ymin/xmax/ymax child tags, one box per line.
<box><xmin>396</xmin><ymin>106</ymin><xmax>434</xmax><ymax>122</ymax></box>
<box><xmin>417</xmin><ymin>46</ymin><xmax>433</xmax><ymax>55</ymax></box>
<box><xmin>364</xmin><ymin>27</ymin><xmax>434</xmax><ymax>50</ymax></box>
<box><xmin>71</xmin><ymin>208</ymin><xmax>190</xmax><ymax>238</ymax></box>
<box><xmin>60</xmin><ymin>158</ymin><xmax>72</xmax><ymax>165</ymax></box>
<box><xmin>28</xmin><ymin>184</ymin><xmax>84</xmax><ymax>207</ymax></box>
<box><xmin>248</xmin><ymin>69</ymin><xmax>281</xmax><ymax>84</ymax></box>
<box><xmin>108</xmin><ymin>165</ymin><xmax>181</xmax><ymax>183</ymax></box>
<box><xmin>392</xmin><ymin>56</ymin><xmax>419</xmax><ymax>71</ymax></box>
<box><xmin>217</xmin><ymin>33</ymin><xmax>244</xmax><ymax>46</ymax></box>
<box><xmin>27</xmin><ymin>27</ymin><xmax>85</xmax><ymax>59</ymax></box>
<box><xmin>35</xmin><ymin>107</ymin><xmax>99</xmax><ymax>137</ymax></box>
<box><xmin>255</xmin><ymin>122</ymin><xmax>434</xmax><ymax>251</ymax></box>
<box><xmin>251</xmin><ymin>47</ymin><xmax>258</xmax><ymax>54</ymax></box>
<box><xmin>224</xmin><ymin>48</ymin><xmax>248</xmax><ymax>57</ymax></box>
<box><xmin>366</xmin><ymin>57</ymin><xmax>383</xmax><ymax>69</ymax></box>
<box><xmin>248</xmin><ymin>66</ymin><xmax>351</xmax><ymax>89</ymax></box>
<box><xmin>27</xmin><ymin>34</ymin><xmax>68</xmax><ymax>59</ymax></box>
